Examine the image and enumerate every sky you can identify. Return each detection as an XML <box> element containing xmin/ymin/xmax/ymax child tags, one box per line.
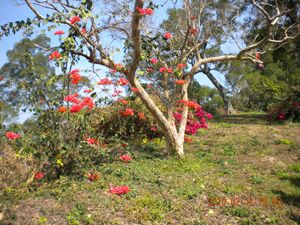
<box><xmin>0</xmin><ymin>0</ymin><xmax>234</xmax><ymax>123</ymax></box>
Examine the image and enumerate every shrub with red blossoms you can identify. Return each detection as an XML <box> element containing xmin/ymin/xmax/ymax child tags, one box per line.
<box><xmin>109</xmin><ymin>185</ymin><xmax>130</xmax><ymax>195</ymax></box>
<box><xmin>70</xmin><ymin>104</ymin><xmax>83</xmax><ymax>113</ymax></box>
<box><xmin>117</xmin><ymin>78</ymin><xmax>129</xmax><ymax>86</ymax></box>
<box><xmin>5</xmin><ymin>132</ymin><xmax>21</xmax><ymax>140</ymax></box>
<box><xmin>119</xmin><ymin>154</ymin><xmax>132</xmax><ymax>163</ymax></box>
<box><xmin>98</xmin><ymin>78</ymin><xmax>113</xmax><ymax>85</ymax></box>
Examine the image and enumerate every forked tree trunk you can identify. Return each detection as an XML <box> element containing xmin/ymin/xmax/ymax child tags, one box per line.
<box><xmin>129</xmin><ymin>78</ymin><xmax>187</xmax><ymax>156</ymax></box>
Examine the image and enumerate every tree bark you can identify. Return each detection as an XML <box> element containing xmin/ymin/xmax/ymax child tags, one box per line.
<box><xmin>203</xmin><ymin>69</ymin><xmax>236</xmax><ymax>115</ymax></box>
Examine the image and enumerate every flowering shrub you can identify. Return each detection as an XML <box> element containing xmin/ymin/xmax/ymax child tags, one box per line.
<box><xmin>268</xmin><ymin>91</ymin><xmax>300</xmax><ymax>122</ymax></box>
<box><xmin>119</xmin><ymin>154</ymin><xmax>132</xmax><ymax>163</ymax></box>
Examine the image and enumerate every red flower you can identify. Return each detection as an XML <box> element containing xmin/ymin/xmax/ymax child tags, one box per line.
<box><xmin>278</xmin><ymin>112</ymin><xmax>285</xmax><ymax>120</ymax></box>
<box><xmin>98</xmin><ymin>78</ymin><xmax>113</xmax><ymax>85</ymax></box>
<box><xmin>177</xmin><ymin>63</ymin><xmax>186</xmax><ymax>70</ymax></box>
<box><xmin>87</xmin><ymin>172</ymin><xmax>99</xmax><ymax>182</ymax></box>
<box><xmin>167</xmin><ymin>68</ymin><xmax>173</xmax><ymax>74</ymax></box>
<box><xmin>138</xmin><ymin>112</ymin><xmax>145</xmax><ymax>120</ymax></box>
<box><xmin>81</xmin><ymin>28</ymin><xmax>87</xmax><ymax>35</ymax></box>
<box><xmin>184</xmin><ymin>136</ymin><xmax>192</xmax><ymax>143</ymax></box>
<box><xmin>147</xmin><ymin>84</ymin><xmax>152</xmax><ymax>89</ymax></box>
<box><xmin>255</xmin><ymin>52</ymin><xmax>260</xmax><ymax>60</ymax></box>
<box><xmin>190</xmin><ymin>28</ymin><xmax>198</xmax><ymax>35</ymax></box>
<box><xmin>5</xmin><ymin>132</ymin><xmax>21</xmax><ymax>140</ymax></box>
<box><xmin>84</xmin><ymin>89</ymin><xmax>92</xmax><ymax>93</ymax></box>
<box><xmin>87</xmin><ymin>137</ymin><xmax>97</xmax><ymax>145</ymax></box>
<box><xmin>119</xmin><ymin>108</ymin><xmax>134</xmax><ymax>116</ymax></box>
<box><xmin>119</xmin><ymin>99</ymin><xmax>129</xmax><ymax>105</ymax></box>
<box><xmin>81</xmin><ymin>97</ymin><xmax>95</xmax><ymax>110</ymax></box>
<box><xmin>150</xmin><ymin>58</ymin><xmax>158</xmax><ymax>64</ymax></box>
<box><xmin>117</xmin><ymin>78</ymin><xmax>129</xmax><ymax>86</ymax></box>
<box><xmin>146</xmin><ymin>68</ymin><xmax>154</xmax><ymax>73</ymax></box>
<box><xmin>175</xmin><ymin>79</ymin><xmax>186</xmax><ymax>85</ymax></box>
<box><xmin>159</xmin><ymin>67</ymin><xmax>167</xmax><ymax>73</ymax></box>
<box><xmin>64</xmin><ymin>93</ymin><xmax>80</xmax><ymax>104</ymax></box>
<box><xmin>136</xmin><ymin>7</ymin><xmax>153</xmax><ymax>15</ymax></box>
<box><xmin>34</xmin><ymin>172</ymin><xmax>44</xmax><ymax>180</ymax></box>
<box><xmin>70</xmin><ymin>73</ymin><xmax>81</xmax><ymax>85</ymax></box>
<box><xmin>119</xmin><ymin>154</ymin><xmax>132</xmax><ymax>163</ymax></box>
<box><xmin>122</xmin><ymin>143</ymin><xmax>128</xmax><ymax>148</ymax></box>
<box><xmin>206</xmin><ymin>113</ymin><xmax>213</xmax><ymax>120</ymax></box>
<box><xmin>70</xmin><ymin>104</ymin><xmax>83</xmax><ymax>113</ymax></box>
<box><xmin>109</xmin><ymin>185</ymin><xmax>130</xmax><ymax>195</ymax></box>
<box><xmin>0</xmin><ymin>76</ymin><xmax>3</xmax><ymax>81</ymax></box>
<box><xmin>70</xmin><ymin>16</ymin><xmax>81</xmax><ymax>24</ymax></box>
<box><xmin>54</xmin><ymin>30</ymin><xmax>64</xmax><ymax>35</ymax></box>
<box><xmin>164</xmin><ymin>32</ymin><xmax>172</xmax><ymax>39</ymax></box>
<box><xmin>190</xmin><ymin>16</ymin><xmax>197</xmax><ymax>20</ymax></box>
<box><xmin>49</xmin><ymin>51</ymin><xmax>61</xmax><ymax>60</ymax></box>
<box><xmin>58</xmin><ymin>106</ymin><xmax>67</xmax><ymax>113</ymax></box>
<box><xmin>131</xmin><ymin>87</ymin><xmax>139</xmax><ymax>93</ymax></box>
<box><xmin>151</xmin><ymin>126</ymin><xmax>158</xmax><ymax>132</ymax></box>
<box><xmin>177</xmin><ymin>100</ymin><xmax>201</xmax><ymax>110</ymax></box>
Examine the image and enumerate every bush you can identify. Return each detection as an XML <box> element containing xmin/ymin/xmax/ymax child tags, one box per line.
<box><xmin>267</xmin><ymin>88</ymin><xmax>300</xmax><ymax>122</ymax></box>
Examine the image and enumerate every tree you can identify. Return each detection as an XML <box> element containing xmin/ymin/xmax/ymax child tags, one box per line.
<box><xmin>1</xmin><ymin>0</ymin><xmax>299</xmax><ymax>156</ymax></box>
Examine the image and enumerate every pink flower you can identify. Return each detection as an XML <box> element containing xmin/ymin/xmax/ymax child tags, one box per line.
<box><xmin>54</xmin><ymin>30</ymin><xmax>64</xmax><ymax>35</ymax></box>
<box><xmin>159</xmin><ymin>67</ymin><xmax>167</xmax><ymax>73</ymax></box>
<box><xmin>5</xmin><ymin>132</ymin><xmax>21</xmax><ymax>140</ymax></box>
<box><xmin>84</xmin><ymin>89</ymin><xmax>92</xmax><ymax>93</ymax></box>
<box><xmin>70</xmin><ymin>16</ymin><xmax>81</xmax><ymax>24</ymax></box>
<box><xmin>151</xmin><ymin>126</ymin><xmax>158</xmax><ymax>132</ymax></box>
<box><xmin>150</xmin><ymin>58</ymin><xmax>158</xmax><ymax>64</ymax></box>
<box><xmin>109</xmin><ymin>185</ymin><xmax>130</xmax><ymax>195</ymax></box>
<box><xmin>164</xmin><ymin>32</ymin><xmax>172</xmax><ymax>39</ymax></box>
<box><xmin>34</xmin><ymin>172</ymin><xmax>44</xmax><ymax>180</ymax></box>
<box><xmin>119</xmin><ymin>154</ymin><xmax>132</xmax><ymax>163</ymax></box>
<box><xmin>131</xmin><ymin>87</ymin><xmax>139</xmax><ymax>93</ymax></box>
<box><xmin>206</xmin><ymin>113</ymin><xmax>213</xmax><ymax>120</ymax></box>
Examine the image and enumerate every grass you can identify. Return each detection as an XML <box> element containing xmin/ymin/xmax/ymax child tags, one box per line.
<box><xmin>1</xmin><ymin>113</ymin><xmax>300</xmax><ymax>224</ymax></box>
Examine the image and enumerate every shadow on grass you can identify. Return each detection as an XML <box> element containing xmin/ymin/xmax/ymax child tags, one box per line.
<box><xmin>213</xmin><ymin>113</ymin><xmax>279</xmax><ymax>125</ymax></box>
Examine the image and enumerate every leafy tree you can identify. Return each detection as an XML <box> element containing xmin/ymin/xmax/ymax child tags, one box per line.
<box><xmin>1</xmin><ymin>0</ymin><xmax>298</xmax><ymax>156</ymax></box>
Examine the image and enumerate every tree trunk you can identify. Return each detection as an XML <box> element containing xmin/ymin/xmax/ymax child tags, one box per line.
<box><xmin>129</xmin><ymin>78</ymin><xmax>185</xmax><ymax>156</ymax></box>
<box><xmin>203</xmin><ymin>69</ymin><xmax>236</xmax><ymax>115</ymax></box>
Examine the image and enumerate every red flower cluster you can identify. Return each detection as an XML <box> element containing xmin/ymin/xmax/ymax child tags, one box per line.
<box><xmin>150</xmin><ymin>58</ymin><xmax>158</xmax><ymax>64</ymax></box>
<box><xmin>177</xmin><ymin>100</ymin><xmax>201</xmax><ymax>110</ymax></box>
<box><xmin>138</xmin><ymin>112</ymin><xmax>145</xmax><ymax>120</ymax></box>
<box><xmin>175</xmin><ymin>79</ymin><xmax>186</xmax><ymax>85</ymax></box>
<box><xmin>63</xmin><ymin>94</ymin><xmax>95</xmax><ymax>113</ymax></box>
<box><xmin>87</xmin><ymin>137</ymin><xmax>97</xmax><ymax>145</ymax></box>
<box><xmin>81</xmin><ymin>28</ymin><xmax>87</xmax><ymax>35</ymax></box>
<box><xmin>177</xmin><ymin>63</ymin><xmax>186</xmax><ymax>70</ymax></box>
<box><xmin>119</xmin><ymin>108</ymin><xmax>134</xmax><ymax>116</ymax></box>
<box><xmin>84</xmin><ymin>89</ymin><xmax>92</xmax><ymax>93</ymax></box>
<box><xmin>70</xmin><ymin>69</ymin><xmax>81</xmax><ymax>85</ymax></box>
<box><xmin>54</xmin><ymin>30</ymin><xmax>64</xmax><ymax>35</ymax></box>
<box><xmin>117</xmin><ymin>78</ymin><xmax>129</xmax><ymax>86</ymax></box>
<box><xmin>119</xmin><ymin>154</ymin><xmax>132</xmax><ymax>163</ymax></box>
<box><xmin>119</xmin><ymin>99</ymin><xmax>129</xmax><ymax>105</ymax></box>
<box><xmin>70</xmin><ymin>16</ymin><xmax>81</xmax><ymax>24</ymax></box>
<box><xmin>49</xmin><ymin>51</ymin><xmax>61</xmax><ymax>60</ymax></box>
<box><xmin>58</xmin><ymin>106</ymin><xmax>67</xmax><ymax>113</ymax></box>
<box><xmin>190</xmin><ymin>28</ymin><xmax>198</xmax><ymax>35</ymax></box>
<box><xmin>109</xmin><ymin>185</ymin><xmax>130</xmax><ymax>195</ymax></box>
<box><xmin>136</xmin><ymin>7</ymin><xmax>153</xmax><ymax>15</ymax></box>
<box><xmin>131</xmin><ymin>87</ymin><xmax>139</xmax><ymax>93</ymax></box>
<box><xmin>98</xmin><ymin>78</ymin><xmax>113</xmax><ymax>85</ymax></box>
<box><xmin>34</xmin><ymin>172</ymin><xmax>44</xmax><ymax>180</ymax></box>
<box><xmin>164</xmin><ymin>32</ymin><xmax>172</xmax><ymax>39</ymax></box>
<box><xmin>159</xmin><ymin>67</ymin><xmax>172</xmax><ymax>74</ymax></box>
<box><xmin>5</xmin><ymin>132</ymin><xmax>21</xmax><ymax>140</ymax></box>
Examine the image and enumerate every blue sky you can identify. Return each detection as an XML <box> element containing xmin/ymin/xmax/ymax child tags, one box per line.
<box><xmin>0</xmin><ymin>1</ymin><xmax>231</xmax><ymax>123</ymax></box>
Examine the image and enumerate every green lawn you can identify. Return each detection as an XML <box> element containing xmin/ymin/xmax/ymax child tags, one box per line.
<box><xmin>1</xmin><ymin>113</ymin><xmax>300</xmax><ymax>224</ymax></box>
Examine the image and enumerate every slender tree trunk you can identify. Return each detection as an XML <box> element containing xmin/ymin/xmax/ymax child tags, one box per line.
<box><xmin>203</xmin><ymin>69</ymin><xmax>236</xmax><ymax>115</ymax></box>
